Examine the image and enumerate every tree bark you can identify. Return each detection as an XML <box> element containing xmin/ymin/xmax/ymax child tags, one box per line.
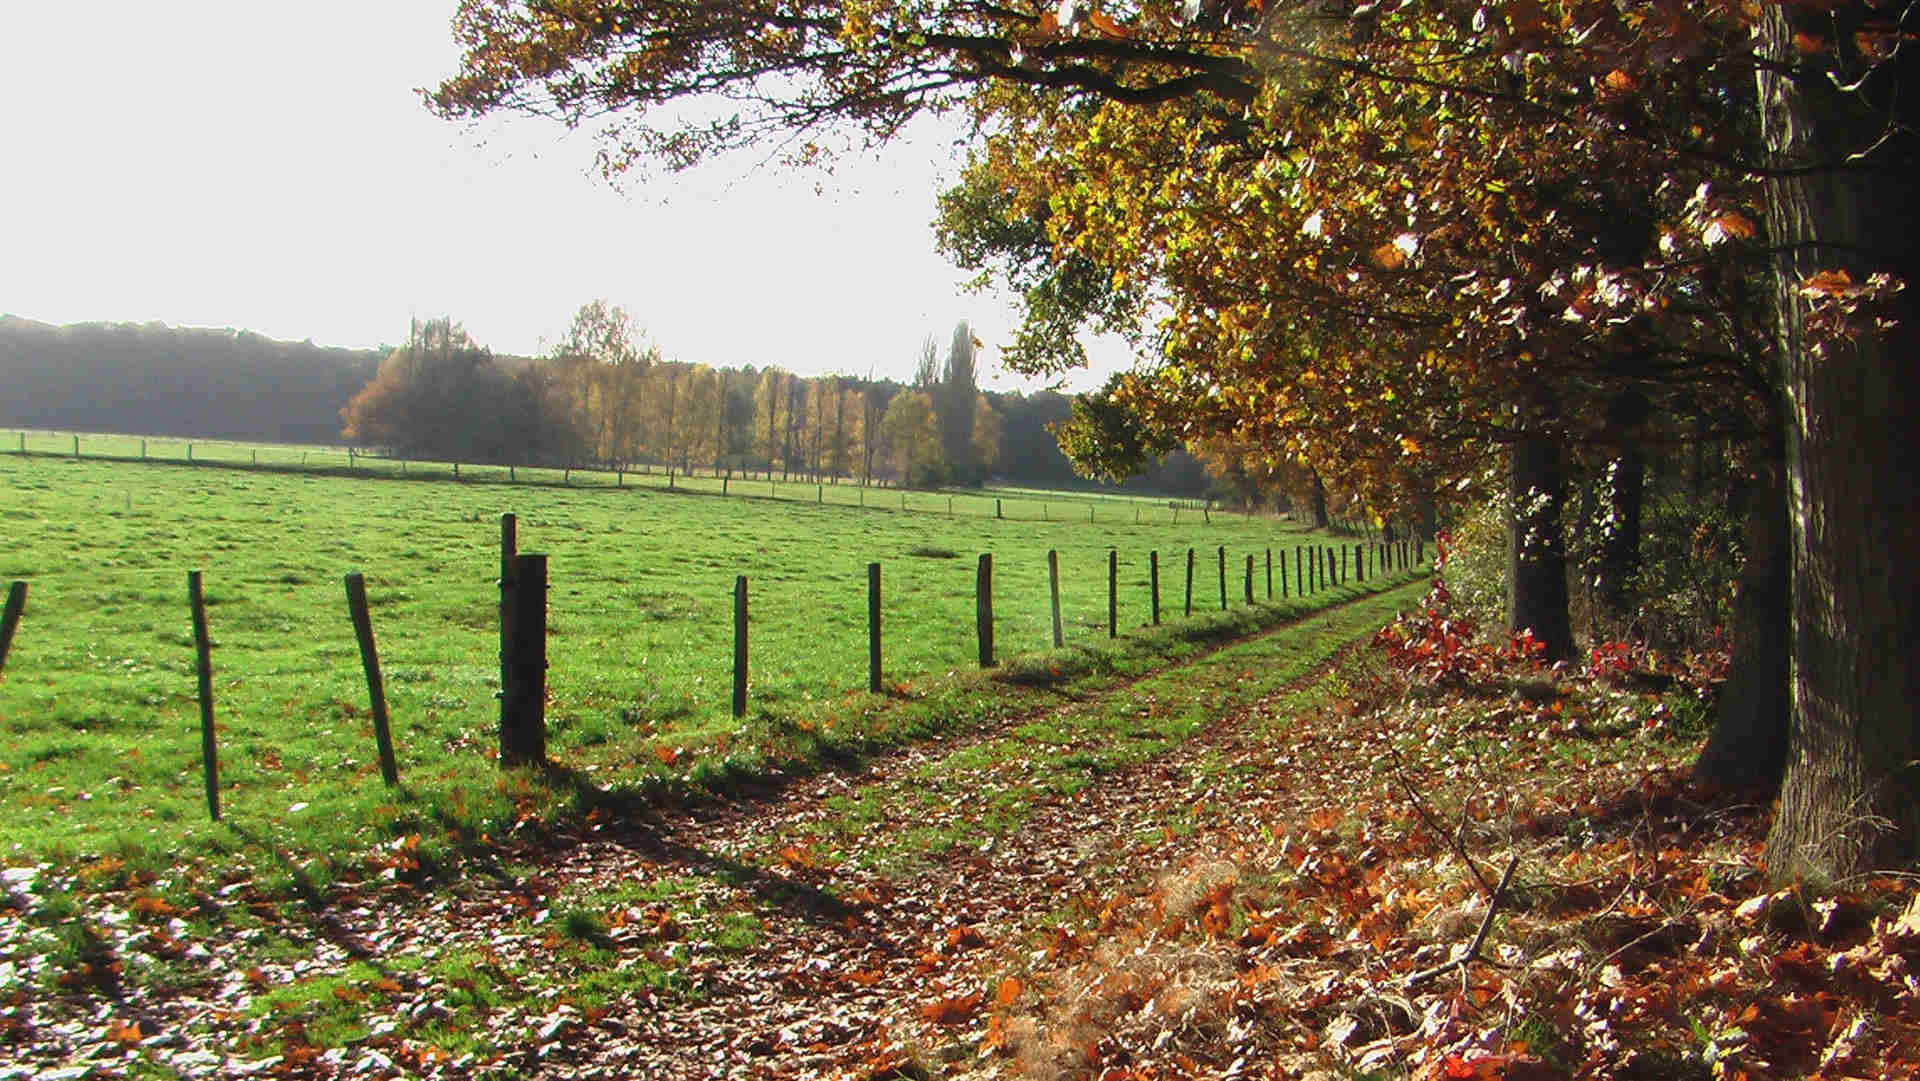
<box><xmin>1598</xmin><ymin>446</ymin><xmax>1645</xmax><ymax>622</ymax></box>
<box><xmin>1695</xmin><ymin>454</ymin><xmax>1790</xmax><ymax>794</ymax></box>
<box><xmin>1756</xmin><ymin>3</ymin><xmax>1920</xmax><ymax>878</ymax></box>
<box><xmin>1310</xmin><ymin>470</ymin><xmax>1330</xmax><ymax>529</ymax></box>
<box><xmin>1507</xmin><ymin>425</ymin><xmax>1573</xmax><ymax>663</ymax></box>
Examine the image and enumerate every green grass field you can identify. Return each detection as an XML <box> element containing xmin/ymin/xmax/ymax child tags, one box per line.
<box><xmin>0</xmin><ymin>443</ymin><xmax>1416</xmax><ymax>892</ymax></box>
<box><xmin>4</xmin><ymin>428</ymin><xmax>1220</xmax><ymax>524</ymax></box>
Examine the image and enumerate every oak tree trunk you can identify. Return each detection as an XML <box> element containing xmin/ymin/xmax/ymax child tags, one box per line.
<box><xmin>1507</xmin><ymin>427</ymin><xmax>1573</xmax><ymax>663</ymax></box>
<box><xmin>1695</xmin><ymin>454</ymin><xmax>1790</xmax><ymax>794</ymax></box>
<box><xmin>1756</xmin><ymin>3</ymin><xmax>1920</xmax><ymax>877</ymax></box>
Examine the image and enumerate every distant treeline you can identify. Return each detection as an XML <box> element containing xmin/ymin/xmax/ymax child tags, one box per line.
<box><xmin>0</xmin><ymin>314</ymin><xmax>1209</xmax><ymax>496</ymax></box>
<box><xmin>0</xmin><ymin>317</ymin><xmax>381</xmax><ymax>446</ymax></box>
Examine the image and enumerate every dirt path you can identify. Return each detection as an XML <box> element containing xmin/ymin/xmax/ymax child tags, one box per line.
<box><xmin>455</xmin><ymin>596</ymin><xmax>1410</xmax><ymax>1080</ymax></box>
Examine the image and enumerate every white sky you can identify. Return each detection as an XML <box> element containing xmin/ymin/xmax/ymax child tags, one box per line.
<box><xmin>0</xmin><ymin>2</ymin><xmax>1121</xmax><ymax>391</ymax></box>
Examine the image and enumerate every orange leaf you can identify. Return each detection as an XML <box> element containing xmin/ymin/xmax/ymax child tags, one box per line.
<box><xmin>1799</xmin><ymin>269</ymin><xmax>1856</xmax><ymax>297</ymax></box>
<box><xmin>1087</xmin><ymin>9</ymin><xmax>1129</xmax><ymax>38</ymax></box>
<box><xmin>996</xmin><ymin>976</ymin><xmax>1023</xmax><ymax>1007</ymax></box>
<box><xmin>131</xmin><ymin>895</ymin><xmax>178</xmax><ymax>919</ymax></box>
<box><xmin>1712</xmin><ymin>212</ymin><xmax>1757</xmax><ymax>240</ymax></box>
<box><xmin>948</xmin><ymin>925</ymin><xmax>989</xmax><ymax>951</ymax></box>
<box><xmin>655</xmin><ymin>745</ymin><xmax>683</xmax><ymax>766</ymax></box>
<box><xmin>921</xmin><ymin>991</ymin><xmax>984</xmax><ymax>1026</ymax></box>
<box><xmin>106</xmin><ymin>1019</ymin><xmax>144</xmax><ymax>1047</ymax></box>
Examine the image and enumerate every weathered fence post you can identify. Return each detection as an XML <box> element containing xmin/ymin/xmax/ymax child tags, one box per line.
<box><xmin>1265</xmin><ymin>548</ymin><xmax>1273</xmax><ymax>599</ymax></box>
<box><xmin>1107</xmin><ymin>549</ymin><xmax>1118</xmax><ymax>638</ymax></box>
<box><xmin>732</xmin><ymin>576</ymin><xmax>749</xmax><ymax>718</ymax></box>
<box><xmin>0</xmin><ymin>581</ymin><xmax>27</xmax><ymax>677</ymax></box>
<box><xmin>1048</xmin><ymin>549</ymin><xmax>1064</xmax><ymax>648</ymax></box>
<box><xmin>976</xmin><ymin>554</ymin><xmax>995</xmax><ymax>667</ymax></box>
<box><xmin>868</xmin><ymin>562</ymin><xmax>883</xmax><ymax>694</ymax></box>
<box><xmin>344</xmin><ymin>573</ymin><xmax>399</xmax><ymax>786</ymax></box>
<box><xmin>1150</xmin><ymin>551</ymin><xmax>1161</xmax><ymax>625</ymax></box>
<box><xmin>1355</xmin><ymin>543</ymin><xmax>1365</xmax><ymax>584</ymax></box>
<box><xmin>501</xmin><ymin>553</ymin><xmax>548</xmax><ymax>766</ymax></box>
<box><xmin>995</xmin><ymin>498</ymin><xmax>1002</xmax><ymax>519</ymax></box>
<box><xmin>188</xmin><ymin>570</ymin><xmax>219</xmax><ymax>822</ymax></box>
<box><xmin>1244</xmin><ymin>554</ymin><xmax>1255</xmax><ymax>605</ymax></box>
<box><xmin>1184</xmin><ymin>547</ymin><xmax>1195</xmax><ymax>617</ymax></box>
<box><xmin>1217</xmin><ymin>546</ymin><xmax>1228</xmax><ymax>610</ymax></box>
<box><xmin>497</xmin><ymin>513</ymin><xmax>516</xmax><ymax>752</ymax></box>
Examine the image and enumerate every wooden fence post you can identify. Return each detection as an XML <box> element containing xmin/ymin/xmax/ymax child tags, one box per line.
<box><xmin>188</xmin><ymin>571</ymin><xmax>219</xmax><ymax>822</ymax></box>
<box><xmin>1150</xmin><ymin>551</ymin><xmax>1161</xmax><ymax>625</ymax></box>
<box><xmin>1107</xmin><ymin>549</ymin><xmax>1117</xmax><ymax>638</ymax></box>
<box><xmin>497</xmin><ymin>513</ymin><xmax>516</xmax><ymax>754</ymax></box>
<box><xmin>344</xmin><ymin>573</ymin><xmax>399</xmax><ymax>785</ymax></box>
<box><xmin>1184</xmin><ymin>548</ymin><xmax>1195</xmax><ymax>617</ymax></box>
<box><xmin>1048</xmin><ymin>549</ymin><xmax>1064</xmax><ymax>648</ymax></box>
<box><xmin>1355</xmin><ymin>543</ymin><xmax>1365</xmax><ymax>584</ymax></box>
<box><xmin>976</xmin><ymin>554</ymin><xmax>994</xmax><ymax>667</ymax></box>
<box><xmin>868</xmin><ymin>562</ymin><xmax>882</xmax><ymax>694</ymax></box>
<box><xmin>995</xmin><ymin>498</ymin><xmax>1002</xmax><ymax>519</ymax></box>
<box><xmin>501</xmin><ymin>553</ymin><xmax>547</xmax><ymax>766</ymax></box>
<box><xmin>1217</xmin><ymin>546</ymin><xmax>1227</xmax><ymax>610</ymax></box>
<box><xmin>732</xmin><ymin>575</ymin><xmax>749</xmax><ymax>718</ymax></box>
<box><xmin>1265</xmin><ymin>548</ymin><xmax>1273</xmax><ymax>599</ymax></box>
<box><xmin>1244</xmin><ymin>554</ymin><xmax>1255</xmax><ymax>605</ymax></box>
<box><xmin>0</xmin><ymin>581</ymin><xmax>27</xmax><ymax>677</ymax></box>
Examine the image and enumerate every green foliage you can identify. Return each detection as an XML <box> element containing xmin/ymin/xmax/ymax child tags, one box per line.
<box><xmin>1056</xmin><ymin>376</ymin><xmax>1181</xmax><ymax>483</ymax></box>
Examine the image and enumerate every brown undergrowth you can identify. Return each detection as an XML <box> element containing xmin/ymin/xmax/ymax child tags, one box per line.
<box><xmin>951</xmin><ymin>611</ymin><xmax>1919</xmax><ymax>1081</ymax></box>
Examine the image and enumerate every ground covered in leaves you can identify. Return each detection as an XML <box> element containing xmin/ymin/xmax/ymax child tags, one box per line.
<box><xmin>5</xmin><ymin>582</ymin><xmax>1918</xmax><ymax>1080</ymax></box>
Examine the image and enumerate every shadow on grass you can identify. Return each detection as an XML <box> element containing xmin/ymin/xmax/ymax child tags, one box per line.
<box><xmin>536</xmin><ymin>762</ymin><xmax>861</xmax><ymax>930</ymax></box>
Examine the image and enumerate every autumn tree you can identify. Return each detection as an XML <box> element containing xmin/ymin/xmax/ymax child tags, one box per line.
<box><xmin>878</xmin><ymin>388</ymin><xmax>943</xmax><ymax>486</ymax></box>
<box><xmin>551</xmin><ymin>299</ymin><xmax>655</xmax><ymax>466</ymax></box>
<box><xmin>341</xmin><ymin>317</ymin><xmax>552</xmax><ymax>463</ymax></box>
<box><xmin>432</xmin><ymin>0</ymin><xmax>1920</xmax><ymax>878</ymax></box>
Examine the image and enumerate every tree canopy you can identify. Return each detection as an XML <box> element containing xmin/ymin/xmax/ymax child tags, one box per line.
<box><xmin>432</xmin><ymin>1</ymin><xmax>1920</xmax><ymax>879</ymax></box>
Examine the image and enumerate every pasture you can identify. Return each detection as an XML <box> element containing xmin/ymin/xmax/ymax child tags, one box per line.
<box><xmin>0</xmin><ymin>447</ymin><xmax>1413</xmax><ymax>888</ymax></box>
